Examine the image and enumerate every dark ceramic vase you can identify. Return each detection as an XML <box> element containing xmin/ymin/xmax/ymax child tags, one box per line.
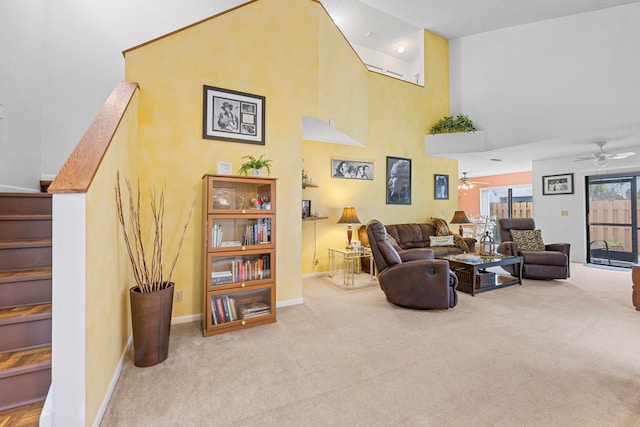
<box><xmin>129</xmin><ymin>282</ymin><xmax>174</xmax><ymax>367</ymax></box>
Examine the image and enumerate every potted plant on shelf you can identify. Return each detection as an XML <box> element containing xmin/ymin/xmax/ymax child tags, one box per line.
<box><xmin>115</xmin><ymin>172</ymin><xmax>196</xmax><ymax>367</ymax></box>
<box><xmin>238</xmin><ymin>154</ymin><xmax>272</xmax><ymax>176</ymax></box>
<box><xmin>430</xmin><ymin>113</ymin><xmax>476</xmax><ymax>134</ymax></box>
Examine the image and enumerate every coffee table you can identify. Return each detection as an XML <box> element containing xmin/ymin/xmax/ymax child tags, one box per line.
<box><xmin>439</xmin><ymin>254</ymin><xmax>523</xmax><ymax>296</ymax></box>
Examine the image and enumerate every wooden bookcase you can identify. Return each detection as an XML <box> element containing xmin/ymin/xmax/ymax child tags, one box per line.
<box><xmin>201</xmin><ymin>174</ymin><xmax>276</xmax><ymax>337</ymax></box>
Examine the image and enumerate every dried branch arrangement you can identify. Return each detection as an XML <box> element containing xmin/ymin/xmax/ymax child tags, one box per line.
<box><xmin>115</xmin><ymin>171</ymin><xmax>196</xmax><ymax>293</ymax></box>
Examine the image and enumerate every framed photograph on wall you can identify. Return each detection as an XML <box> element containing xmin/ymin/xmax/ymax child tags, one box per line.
<box><xmin>203</xmin><ymin>85</ymin><xmax>265</xmax><ymax>145</ymax></box>
<box><xmin>434</xmin><ymin>174</ymin><xmax>449</xmax><ymax>200</ymax></box>
<box><xmin>331</xmin><ymin>159</ymin><xmax>374</xmax><ymax>180</ymax></box>
<box><xmin>386</xmin><ymin>156</ymin><xmax>411</xmax><ymax>205</ymax></box>
<box><xmin>542</xmin><ymin>173</ymin><xmax>574</xmax><ymax>195</ymax></box>
<box><xmin>302</xmin><ymin>200</ymin><xmax>311</xmax><ymax>219</ymax></box>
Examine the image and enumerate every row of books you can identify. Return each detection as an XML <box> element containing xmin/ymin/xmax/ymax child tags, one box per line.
<box><xmin>243</xmin><ymin>219</ymin><xmax>271</xmax><ymax>245</ymax></box>
<box><xmin>211</xmin><ymin>295</ymin><xmax>270</xmax><ymax>324</ymax></box>
<box><xmin>211</xmin><ymin>256</ymin><xmax>271</xmax><ymax>285</ymax></box>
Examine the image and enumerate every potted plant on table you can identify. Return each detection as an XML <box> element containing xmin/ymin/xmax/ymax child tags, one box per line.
<box><xmin>238</xmin><ymin>154</ymin><xmax>272</xmax><ymax>176</ymax></box>
<box><xmin>115</xmin><ymin>172</ymin><xmax>196</xmax><ymax>367</ymax></box>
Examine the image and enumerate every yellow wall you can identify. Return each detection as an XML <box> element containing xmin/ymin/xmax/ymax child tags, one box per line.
<box><xmin>85</xmin><ymin>90</ymin><xmax>139</xmax><ymax>425</ymax></box>
<box><xmin>123</xmin><ymin>0</ymin><xmax>457</xmax><ymax>306</ymax></box>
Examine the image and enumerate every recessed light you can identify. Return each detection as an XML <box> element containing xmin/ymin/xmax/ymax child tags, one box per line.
<box><xmin>397</xmin><ymin>44</ymin><xmax>405</xmax><ymax>54</ymax></box>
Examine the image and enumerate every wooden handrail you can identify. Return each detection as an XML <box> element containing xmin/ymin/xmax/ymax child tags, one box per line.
<box><xmin>48</xmin><ymin>81</ymin><xmax>138</xmax><ymax>194</ymax></box>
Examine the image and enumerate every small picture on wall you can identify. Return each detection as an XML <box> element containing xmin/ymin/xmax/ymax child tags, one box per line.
<box><xmin>386</xmin><ymin>156</ymin><xmax>411</xmax><ymax>205</ymax></box>
<box><xmin>331</xmin><ymin>159</ymin><xmax>374</xmax><ymax>180</ymax></box>
<box><xmin>542</xmin><ymin>173</ymin><xmax>574</xmax><ymax>195</ymax></box>
<box><xmin>302</xmin><ymin>200</ymin><xmax>311</xmax><ymax>219</ymax></box>
<box><xmin>434</xmin><ymin>174</ymin><xmax>449</xmax><ymax>200</ymax></box>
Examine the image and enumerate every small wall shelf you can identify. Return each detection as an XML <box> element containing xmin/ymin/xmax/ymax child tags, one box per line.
<box><xmin>302</xmin><ymin>216</ymin><xmax>327</xmax><ymax>221</ymax></box>
<box><xmin>302</xmin><ymin>182</ymin><xmax>319</xmax><ymax>189</ymax></box>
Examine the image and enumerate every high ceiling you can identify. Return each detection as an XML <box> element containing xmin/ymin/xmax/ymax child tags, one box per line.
<box><xmin>319</xmin><ymin>0</ymin><xmax>640</xmax><ymax>178</ymax></box>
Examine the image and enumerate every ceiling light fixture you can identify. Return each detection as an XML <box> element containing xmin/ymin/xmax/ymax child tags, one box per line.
<box><xmin>396</xmin><ymin>44</ymin><xmax>405</xmax><ymax>54</ymax></box>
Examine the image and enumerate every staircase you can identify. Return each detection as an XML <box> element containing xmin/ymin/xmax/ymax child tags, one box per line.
<box><xmin>0</xmin><ymin>192</ymin><xmax>52</xmax><ymax>421</ymax></box>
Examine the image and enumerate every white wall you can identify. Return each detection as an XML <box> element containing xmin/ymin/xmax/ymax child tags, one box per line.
<box><xmin>0</xmin><ymin>0</ymin><xmax>45</xmax><ymax>191</ymax></box>
<box><xmin>533</xmin><ymin>155</ymin><xmax>639</xmax><ymax>263</ymax></box>
<box><xmin>450</xmin><ymin>3</ymin><xmax>640</xmax><ymax>150</ymax></box>
<box><xmin>1</xmin><ymin>0</ymin><xmax>250</xmax><ymax>191</ymax></box>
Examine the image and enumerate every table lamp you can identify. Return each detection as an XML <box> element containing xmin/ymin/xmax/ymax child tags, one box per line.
<box><xmin>337</xmin><ymin>206</ymin><xmax>361</xmax><ymax>248</ymax></box>
<box><xmin>450</xmin><ymin>210</ymin><xmax>471</xmax><ymax>236</ymax></box>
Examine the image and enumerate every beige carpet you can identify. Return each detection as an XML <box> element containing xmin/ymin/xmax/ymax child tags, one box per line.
<box><xmin>100</xmin><ymin>263</ymin><xmax>640</xmax><ymax>427</ymax></box>
<box><xmin>318</xmin><ymin>271</ymin><xmax>379</xmax><ymax>293</ymax></box>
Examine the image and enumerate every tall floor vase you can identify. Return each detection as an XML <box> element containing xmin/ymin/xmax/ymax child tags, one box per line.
<box><xmin>129</xmin><ymin>282</ymin><xmax>174</xmax><ymax>367</ymax></box>
<box><xmin>632</xmin><ymin>266</ymin><xmax>640</xmax><ymax>311</ymax></box>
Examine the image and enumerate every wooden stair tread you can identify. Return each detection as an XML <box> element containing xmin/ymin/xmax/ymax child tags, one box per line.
<box><xmin>0</xmin><ymin>240</ymin><xmax>51</xmax><ymax>249</ymax></box>
<box><xmin>0</xmin><ymin>304</ymin><xmax>52</xmax><ymax>325</ymax></box>
<box><xmin>0</xmin><ymin>214</ymin><xmax>52</xmax><ymax>220</ymax></box>
<box><xmin>0</xmin><ymin>346</ymin><xmax>51</xmax><ymax>375</ymax></box>
<box><xmin>0</xmin><ymin>400</ymin><xmax>44</xmax><ymax>427</ymax></box>
<box><xmin>0</xmin><ymin>268</ymin><xmax>52</xmax><ymax>283</ymax></box>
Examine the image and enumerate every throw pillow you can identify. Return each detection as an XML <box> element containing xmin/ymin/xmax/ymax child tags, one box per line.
<box><xmin>430</xmin><ymin>235</ymin><xmax>454</xmax><ymax>247</ymax></box>
<box><xmin>510</xmin><ymin>229</ymin><xmax>545</xmax><ymax>251</ymax></box>
<box><xmin>384</xmin><ymin>234</ymin><xmax>402</xmax><ymax>251</ymax></box>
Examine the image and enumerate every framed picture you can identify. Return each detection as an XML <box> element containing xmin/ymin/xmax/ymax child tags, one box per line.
<box><xmin>203</xmin><ymin>85</ymin><xmax>265</xmax><ymax>145</ymax></box>
<box><xmin>386</xmin><ymin>156</ymin><xmax>411</xmax><ymax>205</ymax></box>
<box><xmin>302</xmin><ymin>200</ymin><xmax>311</xmax><ymax>219</ymax></box>
<box><xmin>434</xmin><ymin>174</ymin><xmax>449</xmax><ymax>200</ymax></box>
<box><xmin>331</xmin><ymin>159</ymin><xmax>374</xmax><ymax>180</ymax></box>
<box><xmin>542</xmin><ymin>173</ymin><xmax>574</xmax><ymax>195</ymax></box>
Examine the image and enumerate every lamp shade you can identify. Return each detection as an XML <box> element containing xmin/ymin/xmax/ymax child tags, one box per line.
<box><xmin>337</xmin><ymin>206</ymin><xmax>361</xmax><ymax>224</ymax></box>
<box><xmin>450</xmin><ymin>210</ymin><xmax>471</xmax><ymax>224</ymax></box>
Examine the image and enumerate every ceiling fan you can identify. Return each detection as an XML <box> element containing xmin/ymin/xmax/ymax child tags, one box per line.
<box><xmin>574</xmin><ymin>141</ymin><xmax>635</xmax><ymax>167</ymax></box>
<box><xmin>458</xmin><ymin>172</ymin><xmax>488</xmax><ymax>190</ymax></box>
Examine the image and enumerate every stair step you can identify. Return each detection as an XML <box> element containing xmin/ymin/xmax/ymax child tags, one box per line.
<box><xmin>0</xmin><ymin>304</ymin><xmax>52</xmax><ymax>353</ymax></box>
<box><xmin>0</xmin><ymin>193</ymin><xmax>51</xmax><ymax>216</ymax></box>
<box><xmin>0</xmin><ymin>346</ymin><xmax>51</xmax><ymax>411</ymax></box>
<box><xmin>0</xmin><ymin>240</ymin><xmax>51</xmax><ymax>271</ymax></box>
<box><xmin>0</xmin><ymin>268</ymin><xmax>52</xmax><ymax>309</ymax></box>
<box><xmin>0</xmin><ymin>215</ymin><xmax>52</xmax><ymax>241</ymax></box>
<box><xmin>0</xmin><ymin>400</ymin><xmax>44</xmax><ymax>426</ymax></box>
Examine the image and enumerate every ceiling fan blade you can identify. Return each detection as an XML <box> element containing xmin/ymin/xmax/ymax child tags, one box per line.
<box><xmin>573</xmin><ymin>157</ymin><xmax>593</xmax><ymax>162</ymax></box>
<box><xmin>609</xmin><ymin>152</ymin><xmax>635</xmax><ymax>160</ymax></box>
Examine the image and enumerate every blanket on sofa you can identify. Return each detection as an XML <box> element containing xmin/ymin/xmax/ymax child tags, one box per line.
<box><xmin>430</xmin><ymin>217</ymin><xmax>470</xmax><ymax>253</ymax></box>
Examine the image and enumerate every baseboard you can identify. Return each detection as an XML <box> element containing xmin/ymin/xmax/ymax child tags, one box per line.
<box><xmin>172</xmin><ymin>313</ymin><xmax>202</xmax><ymax>324</ymax></box>
<box><xmin>92</xmin><ymin>335</ymin><xmax>133</xmax><ymax>427</ymax></box>
<box><xmin>277</xmin><ymin>297</ymin><xmax>304</xmax><ymax>307</ymax></box>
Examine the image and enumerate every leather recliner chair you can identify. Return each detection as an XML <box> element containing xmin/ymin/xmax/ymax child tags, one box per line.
<box><xmin>497</xmin><ymin>218</ymin><xmax>570</xmax><ymax>280</ymax></box>
<box><xmin>366</xmin><ymin>220</ymin><xmax>458</xmax><ymax>309</ymax></box>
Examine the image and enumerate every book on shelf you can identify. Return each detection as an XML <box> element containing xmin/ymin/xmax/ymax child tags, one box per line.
<box><xmin>221</xmin><ymin>240</ymin><xmax>242</xmax><ymax>247</ymax></box>
<box><xmin>238</xmin><ymin>302</ymin><xmax>270</xmax><ymax>319</ymax></box>
<box><xmin>211</xmin><ymin>270</ymin><xmax>233</xmax><ymax>285</ymax></box>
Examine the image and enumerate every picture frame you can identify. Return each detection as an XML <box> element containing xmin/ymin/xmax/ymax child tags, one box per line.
<box><xmin>331</xmin><ymin>159</ymin><xmax>374</xmax><ymax>180</ymax></box>
<box><xmin>542</xmin><ymin>173</ymin><xmax>574</xmax><ymax>195</ymax></box>
<box><xmin>302</xmin><ymin>200</ymin><xmax>311</xmax><ymax>219</ymax></box>
<box><xmin>434</xmin><ymin>174</ymin><xmax>449</xmax><ymax>200</ymax></box>
<box><xmin>203</xmin><ymin>85</ymin><xmax>265</xmax><ymax>145</ymax></box>
<box><xmin>216</xmin><ymin>161</ymin><xmax>232</xmax><ymax>175</ymax></box>
<box><xmin>386</xmin><ymin>156</ymin><xmax>411</xmax><ymax>205</ymax></box>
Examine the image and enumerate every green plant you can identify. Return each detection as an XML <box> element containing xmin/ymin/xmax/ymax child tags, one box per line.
<box><xmin>430</xmin><ymin>113</ymin><xmax>476</xmax><ymax>134</ymax></box>
<box><xmin>302</xmin><ymin>169</ymin><xmax>309</xmax><ymax>182</ymax></box>
<box><xmin>237</xmin><ymin>154</ymin><xmax>272</xmax><ymax>176</ymax></box>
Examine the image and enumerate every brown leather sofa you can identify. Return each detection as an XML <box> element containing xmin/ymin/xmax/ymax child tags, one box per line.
<box><xmin>366</xmin><ymin>220</ymin><xmax>458</xmax><ymax>309</ymax></box>
<box><xmin>357</xmin><ymin>220</ymin><xmax>476</xmax><ymax>272</ymax></box>
<box><xmin>497</xmin><ymin>218</ymin><xmax>570</xmax><ymax>280</ymax></box>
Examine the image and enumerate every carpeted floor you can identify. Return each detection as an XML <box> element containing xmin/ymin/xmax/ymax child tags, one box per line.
<box><xmin>100</xmin><ymin>263</ymin><xmax>640</xmax><ymax>426</ymax></box>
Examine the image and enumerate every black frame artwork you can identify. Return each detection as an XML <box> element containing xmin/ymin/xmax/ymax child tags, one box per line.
<box><xmin>203</xmin><ymin>85</ymin><xmax>265</xmax><ymax>145</ymax></box>
<box><xmin>542</xmin><ymin>173</ymin><xmax>574</xmax><ymax>195</ymax></box>
<box><xmin>434</xmin><ymin>174</ymin><xmax>449</xmax><ymax>200</ymax></box>
<box><xmin>331</xmin><ymin>159</ymin><xmax>374</xmax><ymax>180</ymax></box>
<box><xmin>386</xmin><ymin>156</ymin><xmax>411</xmax><ymax>205</ymax></box>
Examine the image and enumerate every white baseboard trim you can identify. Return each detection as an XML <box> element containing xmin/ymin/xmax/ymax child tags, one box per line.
<box><xmin>92</xmin><ymin>335</ymin><xmax>133</xmax><ymax>427</ymax></box>
<box><xmin>172</xmin><ymin>313</ymin><xmax>202</xmax><ymax>324</ymax></box>
<box><xmin>302</xmin><ymin>271</ymin><xmax>328</xmax><ymax>279</ymax></box>
<box><xmin>277</xmin><ymin>297</ymin><xmax>304</xmax><ymax>308</ymax></box>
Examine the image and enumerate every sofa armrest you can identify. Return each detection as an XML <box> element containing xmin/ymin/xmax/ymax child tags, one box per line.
<box><xmin>545</xmin><ymin>242</ymin><xmax>570</xmax><ymax>257</ymax></box>
<box><xmin>463</xmin><ymin>238</ymin><xmax>476</xmax><ymax>253</ymax></box>
<box><xmin>379</xmin><ymin>259</ymin><xmax>452</xmax><ymax>309</ymax></box>
<box><xmin>399</xmin><ymin>248</ymin><xmax>434</xmax><ymax>262</ymax></box>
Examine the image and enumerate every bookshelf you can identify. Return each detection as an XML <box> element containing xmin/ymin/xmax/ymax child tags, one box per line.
<box><xmin>202</xmin><ymin>174</ymin><xmax>277</xmax><ymax>336</ymax></box>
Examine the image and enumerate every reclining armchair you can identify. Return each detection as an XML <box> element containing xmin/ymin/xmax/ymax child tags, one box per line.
<box><xmin>366</xmin><ymin>220</ymin><xmax>458</xmax><ymax>309</ymax></box>
<box><xmin>497</xmin><ymin>218</ymin><xmax>570</xmax><ymax>280</ymax></box>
